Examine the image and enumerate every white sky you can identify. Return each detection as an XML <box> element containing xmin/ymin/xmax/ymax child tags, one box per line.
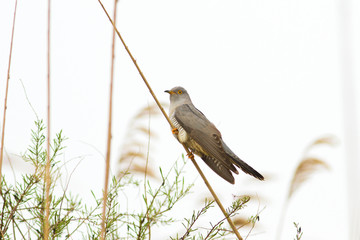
<box><xmin>1</xmin><ymin>0</ymin><xmax>360</xmax><ymax>239</ymax></box>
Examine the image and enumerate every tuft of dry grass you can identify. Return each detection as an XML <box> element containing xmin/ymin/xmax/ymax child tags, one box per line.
<box><xmin>312</xmin><ymin>135</ymin><xmax>338</xmax><ymax>146</ymax></box>
<box><xmin>287</xmin><ymin>135</ymin><xmax>337</xmax><ymax>199</ymax></box>
<box><xmin>233</xmin><ymin>217</ymin><xmax>251</xmax><ymax>228</ymax></box>
<box><xmin>288</xmin><ymin>157</ymin><xmax>330</xmax><ymax>199</ymax></box>
<box><xmin>117</xmin><ymin>103</ymin><xmax>167</xmax><ymax>179</ymax></box>
<box><xmin>276</xmin><ymin>135</ymin><xmax>338</xmax><ymax>240</ymax></box>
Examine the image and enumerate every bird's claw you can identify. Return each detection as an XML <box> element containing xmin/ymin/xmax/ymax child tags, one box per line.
<box><xmin>187</xmin><ymin>152</ymin><xmax>194</xmax><ymax>159</ymax></box>
<box><xmin>172</xmin><ymin>128</ymin><xmax>179</xmax><ymax>134</ymax></box>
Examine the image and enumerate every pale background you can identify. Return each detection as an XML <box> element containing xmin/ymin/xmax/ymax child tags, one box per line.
<box><xmin>1</xmin><ymin>0</ymin><xmax>359</xmax><ymax>239</ymax></box>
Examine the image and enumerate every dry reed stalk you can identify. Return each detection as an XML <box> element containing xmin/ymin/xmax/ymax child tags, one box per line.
<box><xmin>275</xmin><ymin>135</ymin><xmax>335</xmax><ymax>240</ymax></box>
<box><xmin>117</xmin><ymin>103</ymin><xmax>164</xmax><ymax>179</ymax></box>
<box><xmin>288</xmin><ymin>135</ymin><xmax>335</xmax><ymax>199</ymax></box>
<box><xmin>288</xmin><ymin>157</ymin><xmax>330</xmax><ymax>199</ymax></box>
<box><xmin>44</xmin><ymin>0</ymin><xmax>52</xmax><ymax>239</ymax></box>
<box><xmin>100</xmin><ymin>0</ymin><xmax>118</xmax><ymax>239</ymax></box>
<box><xmin>97</xmin><ymin>1</ymin><xmax>243</xmax><ymax>239</ymax></box>
<box><xmin>0</xmin><ymin>0</ymin><xmax>18</xmax><ymax>191</ymax></box>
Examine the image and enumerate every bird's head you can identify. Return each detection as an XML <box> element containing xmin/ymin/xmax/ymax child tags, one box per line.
<box><xmin>165</xmin><ymin>86</ymin><xmax>192</xmax><ymax>106</ymax></box>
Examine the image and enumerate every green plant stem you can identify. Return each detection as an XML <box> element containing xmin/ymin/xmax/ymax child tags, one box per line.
<box><xmin>97</xmin><ymin>2</ymin><xmax>243</xmax><ymax>239</ymax></box>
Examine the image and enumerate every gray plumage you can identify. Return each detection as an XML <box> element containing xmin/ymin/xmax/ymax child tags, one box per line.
<box><xmin>165</xmin><ymin>86</ymin><xmax>264</xmax><ymax>184</ymax></box>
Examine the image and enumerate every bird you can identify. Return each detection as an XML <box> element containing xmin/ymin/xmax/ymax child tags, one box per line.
<box><xmin>165</xmin><ymin>86</ymin><xmax>264</xmax><ymax>184</ymax></box>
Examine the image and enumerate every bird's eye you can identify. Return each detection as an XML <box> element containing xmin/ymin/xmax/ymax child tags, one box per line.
<box><xmin>178</xmin><ymin>90</ymin><xmax>183</xmax><ymax>94</ymax></box>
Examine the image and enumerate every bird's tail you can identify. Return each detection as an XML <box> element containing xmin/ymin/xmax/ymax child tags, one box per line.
<box><xmin>231</xmin><ymin>157</ymin><xmax>264</xmax><ymax>180</ymax></box>
<box><xmin>222</xmin><ymin>141</ymin><xmax>264</xmax><ymax>180</ymax></box>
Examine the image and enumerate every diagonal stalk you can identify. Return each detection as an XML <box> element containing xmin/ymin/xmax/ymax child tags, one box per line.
<box><xmin>97</xmin><ymin>1</ymin><xmax>243</xmax><ymax>239</ymax></box>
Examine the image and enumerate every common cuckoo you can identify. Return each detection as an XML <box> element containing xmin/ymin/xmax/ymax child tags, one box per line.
<box><xmin>165</xmin><ymin>86</ymin><xmax>264</xmax><ymax>184</ymax></box>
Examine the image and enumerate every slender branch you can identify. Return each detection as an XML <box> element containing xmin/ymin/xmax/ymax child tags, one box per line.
<box><xmin>100</xmin><ymin>0</ymin><xmax>118</xmax><ymax>239</ymax></box>
<box><xmin>97</xmin><ymin>2</ymin><xmax>243</xmax><ymax>239</ymax></box>
<box><xmin>0</xmin><ymin>0</ymin><xmax>18</xmax><ymax>192</ymax></box>
<box><xmin>44</xmin><ymin>0</ymin><xmax>52</xmax><ymax>238</ymax></box>
<box><xmin>2</xmin><ymin>177</ymin><xmax>36</xmax><ymax>234</ymax></box>
<box><xmin>181</xmin><ymin>200</ymin><xmax>214</xmax><ymax>239</ymax></box>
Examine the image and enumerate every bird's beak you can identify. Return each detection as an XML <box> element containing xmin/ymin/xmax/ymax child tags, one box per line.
<box><xmin>165</xmin><ymin>90</ymin><xmax>174</xmax><ymax>94</ymax></box>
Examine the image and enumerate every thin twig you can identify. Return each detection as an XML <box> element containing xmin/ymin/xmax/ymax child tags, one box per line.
<box><xmin>244</xmin><ymin>198</ymin><xmax>263</xmax><ymax>240</ymax></box>
<box><xmin>44</xmin><ymin>0</ymin><xmax>51</xmax><ymax>238</ymax></box>
<box><xmin>97</xmin><ymin>2</ymin><xmax>243</xmax><ymax>239</ymax></box>
<box><xmin>0</xmin><ymin>0</ymin><xmax>18</xmax><ymax>191</ymax></box>
<box><xmin>20</xmin><ymin>79</ymin><xmax>39</xmax><ymax>120</ymax></box>
<box><xmin>100</xmin><ymin>0</ymin><xmax>118</xmax><ymax>239</ymax></box>
<box><xmin>2</xmin><ymin>177</ymin><xmax>36</xmax><ymax>234</ymax></box>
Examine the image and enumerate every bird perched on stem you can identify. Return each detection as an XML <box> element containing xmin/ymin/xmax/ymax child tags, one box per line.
<box><xmin>165</xmin><ymin>86</ymin><xmax>264</xmax><ymax>184</ymax></box>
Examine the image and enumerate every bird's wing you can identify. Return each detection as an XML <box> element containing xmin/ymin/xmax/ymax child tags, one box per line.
<box><xmin>201</xmin><ymin>155</ymin><xmax>235</xmax><ymax>184</ymax></box>
<box><xmin>174</xmin><ymin>104</ymin><xmax>237</xmax><ymax>173</ymax></box>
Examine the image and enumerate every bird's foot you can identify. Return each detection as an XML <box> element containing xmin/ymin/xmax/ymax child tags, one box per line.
<box><xmin>172</xmin><ymin>128</ymin><xmax>179</xmax><ymax>134</ymax></box>
<box><xmin>186</xmin><ymin>152</ymin><xmax>194</xmax><ymax>159</ymax></box>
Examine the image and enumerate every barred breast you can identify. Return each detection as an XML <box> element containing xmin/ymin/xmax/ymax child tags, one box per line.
<box><xmin>170</xmin><ymin>115</ymin><xmax>188</xmax><ymax>144</ymax></box>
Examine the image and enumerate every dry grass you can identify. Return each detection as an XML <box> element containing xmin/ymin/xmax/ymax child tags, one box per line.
<box><xmin>276</xmin><ymin>135</ymin><xmax>338</xmax><ymax>240</ymax></box>
<box><xmin>288</xmin><ymin>157</ymin><xmax>330</xmax><ymax>199</ymax></box>
<box><xmin>288</xmin><ymin>135</ymin><xmax>337</xmax><ymax>199</ymax></box>
<box><xmin>117</xmin><ymin>103</ymin><xmax>166</xmax><ymax>179</ymax></box>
